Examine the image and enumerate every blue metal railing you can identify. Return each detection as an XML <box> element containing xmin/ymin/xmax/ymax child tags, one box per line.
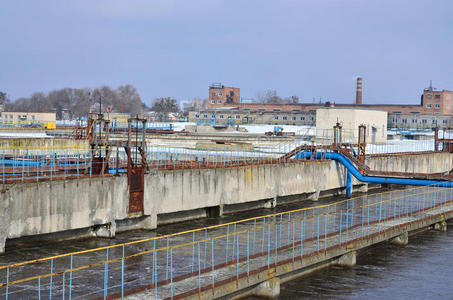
<box><xmin>0</xmin><ymin>184</ymin><xmax>451</xmax><ymax>299</ymax></box>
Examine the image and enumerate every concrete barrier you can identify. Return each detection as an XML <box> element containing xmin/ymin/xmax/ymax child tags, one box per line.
<box><xmin>0</xmin><ymin>152</ymin><xmax>452</xmax><ymax>253</ymax></box>
<box><xmin>0</xmin><ymin>176</ymin><xmax>129</xmax><ymax>253</ymax></box>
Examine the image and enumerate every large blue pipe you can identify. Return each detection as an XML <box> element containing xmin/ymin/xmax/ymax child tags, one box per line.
<box><xmin>1</xmin><ymin>159</ymin><xmax>83</xmax><ymax>167</ymax></box>
<box><xmin>295</xmin><ymin>151</ymin><xmax>453</xmax><ymax>187</ymax></box>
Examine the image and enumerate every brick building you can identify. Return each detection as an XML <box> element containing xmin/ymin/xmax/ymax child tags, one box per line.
<box><xmin>193</xmin><ymin>82</ymin><xmax>453</xmax><ymax>128</ymax></box>
<box><xmin>208</xmin><ymin>83</ymin><xmax>240</xmax><ymax>107</ymax></box>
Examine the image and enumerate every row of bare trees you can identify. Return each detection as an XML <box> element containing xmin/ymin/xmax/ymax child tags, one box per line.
<box><xmin>255</xmin><ymin>90</ymin><xmax>299</xmax><ymax>104</ymax></box>
<box><xmin>3</xmin><ymin>85</ymin><xmax>146</xmax><ymax>119</ymax></box>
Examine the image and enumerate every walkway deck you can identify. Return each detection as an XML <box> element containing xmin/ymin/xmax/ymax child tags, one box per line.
<box><xmin>0</xmin><ymin>184</ymin><xmax>452</xmax><ymax>299</ymax></box>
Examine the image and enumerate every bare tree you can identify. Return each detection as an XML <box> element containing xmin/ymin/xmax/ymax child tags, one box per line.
<box><xmin>117</xmin><ymin>85</ymin><xmax>143</xmax><ymax>115</ymax></box>
<box><xmin>151</xmin><ymin>97</ymin><xmax>180</xmax><ymax>121</ymax></box>
<box><xmin>6</xmin><ymin>84</ymin><xmax>148</xmax><ymax>119</ymax></box>
<box><xmin>256</xmin><ymin>90</ymin><xmax>283</xmax><ymax>104</ymax></box>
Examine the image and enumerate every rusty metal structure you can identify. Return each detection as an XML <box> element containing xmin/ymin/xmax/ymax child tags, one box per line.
<box><xmin>123</xmin><ymin>116</ymin><xmax>147</xmax><ymax>215</ymax></box>
<box><xmin>4</xmin><ymin>114</ymin><xmax>453</xmax><ymax>185</ymax></box>
<box><xmin>435</xmin><ymin>127</ymin><xmax>453</xmax><ymax>153</ymax></box>
<box><xmin>88</xmin><ymin>114</ymin><xmax>112</xmax><ymax>175</ymax></box>
<box><xmin>357</xmin><ymin>124</ymin><xmax>366</xmax><ymax>163</ymax></box>
<box><xmin>281</xmin><ymin>123</ymin><xmax>453</xmax><ymax>181</ymax></box>
<box><xmin>86</xmin><ymin>114</ymin><xmax>147</xmax><ymax>214</ymax></box>
<box><xmin>333</xmin><ymin>122</ymin><xmax>342</xmax><ymax>146</ymax></box>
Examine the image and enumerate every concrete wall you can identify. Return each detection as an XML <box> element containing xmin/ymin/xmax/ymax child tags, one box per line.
<box><xmin>316</xmin><ymin>108</ymin><xmax>387</xmax><ymax>143</ymax></box>
<box><xmin>0</xmin><ymin>138</ymin><xmax>88</xmax><ymax>152</ymax></box>
<box><xmin>0</xmin><ymin>176</ymin><xmax>129</xmax><ymax>252</ymax></box>
<box><xmin>146</xmin><ymin>161</ymin><xmax>347</xmax><ymax>217</ymax></box>
<box><xmin>368</xmin><ymin>152</ymin><xmax>453</xmax><ymax>173</ymax></box>
<box><xmin>147</xmin><ymin>152</ymin><xmax>453</xmax><ymax>219</ymax></box>
<box><xmin>1</xmin><ymin>152</ymin><xmax>453</xmax><ymax>253</ymax></box>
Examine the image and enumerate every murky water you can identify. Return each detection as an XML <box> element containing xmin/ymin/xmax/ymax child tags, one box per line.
<box><xmin>265</xmin><ymin>226</ymin><xmax>453</xmax><ymax>300</ymax></box>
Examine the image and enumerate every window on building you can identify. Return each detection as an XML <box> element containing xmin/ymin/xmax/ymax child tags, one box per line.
<box><xmin>300</xmin><ymin>116</ymin><xmax>305</xmax><ymax>121</ymax></box>
<box><xmin>203</xmin><ymin>114</ymin><xmax>208</xmax><ymax>118</ymax></box>
<box><xmin>217</xmin><ymin>100</ymin><xmax>222</xmax><ymax>104</ymax></box>
<box><xmin>292</xmin><ymin>116</ymin><xmax>296</xmax><ymax>121</ymax></box>
<box><xmin>410</xmin><ymin>111</ymin><xmax>420</xmax><ymax>114</ymax></box>
<box><xmin>435</xmin><ymin>94</ymin><xmax>441</xmax><ymax>99</ymax></box>
<box><xmin>426</xmin><ymin>104</ymin><xmax>432</xmax><ymax>108</ymax></box>
<box><xmin>412</xmin><ymin>119</ymin><xmax>417</xmax><ymax>123</ymax></box>
<box><xmin>422</xmin><ymin>119</ymin><xmax>427</xmax><ymax>124</ymax></box>
<box><xmin>434</xmin><ymin>104</ymin><xmax>440</xmax><ymax>108</ymax></box>
<box><xmin>274</xmin><ymin>116</ymin><xmax>279</xmax><ymax>120</ymax></box>
<box><xmin>432</xmin><ymin>119</ymin><xmax>437</xmax><ymax>124</ymax></box>
<box><xmin>236</xmin><ymin>115</ymin><xmax>241</xmax><ymax>119</ymax></box>
<box><xmin>310</xmin><ymin>117</ymin><xmax>314</xmax><ymax>121</ymax></box>
<box><xmin>211</xmin><ymin>100</ymin><xmax>215</xmax><ymax>104</ymax></box>
<box><xmin>402</xmin><ymin>119</ymin><xmax>407</xmax><ymax>124</ymax></box>
<box><xmin>211</xmin><ymin>92</ymin><xmax>215</xmax><ymax>97</ymax></box>
<box><xmin>195</xmin><ymin>114</ymin><xmax>199</xmax><ymax>118</ymax></box>
<box><xmin>31</xmin><ymin>115</ymin><xmax>35</xmax><ymax>120</ymax></box>
<box><xmin>218</xmin><ymin>93</ymin><xmax>222</xmax><ymax>96</ymax></box>
<box><xmin>211</xmin><ymin>114</ymin><xmax>216</xmax><ymax>118</ymax></box>
<box><xmin>443</xmin><ymin>120</ymin><xmax>448</xmax><ymax>124</ymax></box>
<box><xmin>426</xmin><ymin>94</ymin><xmax>432</xmax><ymax>99</ymax></box>
<box><xmin>282</xmin><ymin>116</ymin><xmax>287</xmax><ymax>120</ymax></box>
<box><xmin>392</xmin><ymin>111</ymin><xmax>402</xmax><ymax>114</ymax></box>
<box><xmin>219</xmin><ymin>115</ymin><xmax>224</xmax><ymax>119</ymax></box>
<box><xmin>392</xmin><ymin>119</ymin><xmax>397</xmax><ymax>123</ymax></box>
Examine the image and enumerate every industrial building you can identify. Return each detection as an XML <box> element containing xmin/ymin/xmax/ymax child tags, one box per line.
<box><xmin>0</xmin><ymin>111</ymin><xmax>56</xmax><ymax>123</ymax></box>
<box><xmin>316</xmin><ymin>108</ymin><xmax>387</xmax><ymax>143</ymax></box>
<box><xmin>189</xmin><ymin>80</ymin><xmax>453</xmax><ymax>129</ymax></box>
<box><xmin>0</xmin><ymin>111</ymin><xmax>57</xmax><ymax>128</ymax></box>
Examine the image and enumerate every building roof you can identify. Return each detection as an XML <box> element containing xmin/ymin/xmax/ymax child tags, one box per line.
<box><xmin>316</xmin><ymin>107</ymin><xmax>387</xmax><ymax>113</ymax></box>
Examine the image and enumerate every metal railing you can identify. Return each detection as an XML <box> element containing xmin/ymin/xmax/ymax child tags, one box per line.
<box><xmin>0</xmin><ymin>133</ymin><xmax>445</xmax><ymax>184</ymax></box>
<box><xmin>0</xmin><ymin>183</ymin><xmax>452</xmax><ymax>299</ymax></box>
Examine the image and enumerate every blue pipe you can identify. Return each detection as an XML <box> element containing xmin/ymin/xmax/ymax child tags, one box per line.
<box><xmin>1</xmin><ymin>159</ymin><xmax>86</xmax><ymax>167</ymax></box>
<box><xmin>295</xmin><ymin>151</ymin><xmax>453</xmax><ymax>187</ymax></box>
<box><xmin>346</xmin><ymin>170</ymin><xmax>352</xmax><ymax>197</ymax></box>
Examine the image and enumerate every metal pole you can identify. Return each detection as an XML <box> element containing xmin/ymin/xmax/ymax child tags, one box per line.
<box><xmin>170</xmin><ymin>248</ymin><xmax>173</xmax><ymax>299</ymax></box>
<box><xmin>211</xmin><ymin>239</ymin><xmax>215</xmax><ymax>293</ymax></box>
<box><xmin>69</xmin><ymin>255</ymin><xmax>73</xmax><ymax>299</ymax></box>
<box><xmin>198</xmin><ymin>242</ymin><xmax>201</xmax><ymax>293</ymax></box>
<box><xmin>104</xmin><ymin>249</ymin><xmax>108</xmax><ymax>300</ymax></box>
<box><xmin>5</xmin><ymin>267</ymin><xmax>9</xmax><ymax>300</ymax></box>
<box><xmin>192</xmin><ymin>232</ymin><xmax>195</xmax><ymax>273</ymax></box>
<box><xmin>50</xmin><ymin>259</ymin><xmax>53</xmax><ymax>300</ymax></box>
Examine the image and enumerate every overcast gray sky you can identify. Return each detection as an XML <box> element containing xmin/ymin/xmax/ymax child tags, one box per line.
<box><xmin>1</xmin><ymin>0</ymin><xmax>452</xmax><ymax>105</ymax></box>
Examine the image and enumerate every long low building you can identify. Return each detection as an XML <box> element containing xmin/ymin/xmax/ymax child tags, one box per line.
<box><xmin>0</xmin><ymin>111</ymin><xmax>56</xmax><ymax>123</ymax></box>
<box><xmin>188</xmin><ymin>108</ymin><xmax>453</xmax><ymax>130</ymax></box>
<box><xmin>188</xmin><ymin>82</ymin><xmax>453</xmax><ymax>129</ymax></box>
<box><xmin>189</xmin><ymin>109</ymin><xmax>316</xmax><ymax>126</ymax></box>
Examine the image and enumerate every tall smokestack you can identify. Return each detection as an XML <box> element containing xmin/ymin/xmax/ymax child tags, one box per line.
<box><xmin>355</xmin><ymin>77</ymin><xmax>363</xmax><ymax>105</ymax></box>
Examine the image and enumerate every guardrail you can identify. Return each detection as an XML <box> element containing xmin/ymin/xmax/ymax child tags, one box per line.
<box><xmin>0</xmin><ymin>138</ymin><xmax>446</xmax><ymax>184</ymax></box>
<box><xmin>0</xmin><ymin>183</ymin><xmax>451</xmax><ymax>299</ymax></box>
